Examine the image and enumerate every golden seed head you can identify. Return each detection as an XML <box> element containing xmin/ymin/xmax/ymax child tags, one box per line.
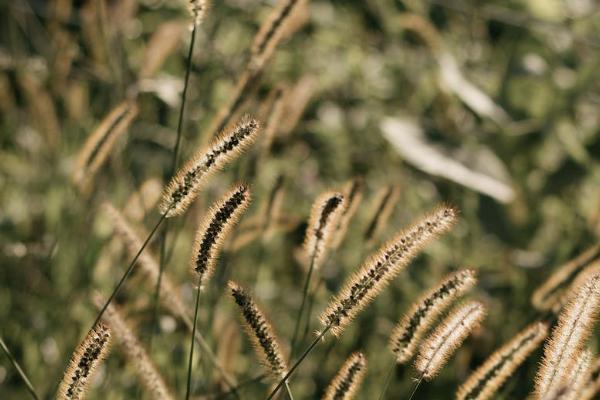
<box><xmin>323</xmin><ymin>352</ymin><xmax>367</xmax><ymax>400</ymax></box>
<box><xmin>160</xmin><ymin>116</ymin><xmax>259</xmax><ymax>217</ymax></box>
<box><xmin>390</xmin><ymin>269</ymin><xmax>477</xmax><ymax>363</ymax></box>
<box><xmin>415</xmin><ymin>301</ymin><xmax>486</xmax><ymax>380</ymax></box>
<box><xmin>320</xmin><ymin>205</ymin><xmax>458</xmax><ymax>337</ymax></box>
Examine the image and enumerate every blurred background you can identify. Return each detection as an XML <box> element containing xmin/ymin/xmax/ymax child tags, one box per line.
<box><xmin>1</xmin><ymin>0</ymin><xmax>599</xmax><ymax>399</ymax></box>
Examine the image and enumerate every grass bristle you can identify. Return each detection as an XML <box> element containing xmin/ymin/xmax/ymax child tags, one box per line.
<box><xmin>320</xmin><ymin>205</ymin><xmax>458</xmax><ymax>337</ymax></box>
<box><xmin>390</xmin><ymin>269</ymin><xmax>477</xmax><ymax>364</ymax></box>
<box><xmin>415</xmin><ymin>301</ymin><xmax>486</xmax><ymax>380</ymax></box>
<box><xmin>228</xmin><ymin>281</ymin><xmax>288</xmax><ymax>378</ymax></box>
<box><xmin>159</xmin><ymin>117</ymin><xmax>259</xmax><ymax>217</ymax></box>
<box><xmin>190</xmin><ymin>184</ymin><xmax>251</xmax><ymax>288</ymax></box>
<box><xmin>534</xmin><ymin>270</ymin><xmax>600</xmax><ymax>399</ymax></box>
<box><xmin>57</xmin><ymin>324</ymin><xmax>112</xmax><ymax>400</ymax></box>
<box><xmin>456</xmin><ymin>321</ymin><xmax>548</xmax><ymax>400</ymax></box>
<box><xmin>323</xmin><ymin>352</ymin><xmax>367</xmax><ymax>400</ymax></box>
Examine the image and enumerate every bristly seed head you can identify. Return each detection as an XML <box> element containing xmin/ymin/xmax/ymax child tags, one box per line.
<box><xmin>533</xmin><ymin>270</ymin><xmax>600</xmax><ymax>399</ymax></box>
<box><xmin>415</xmin><ymin>301</ymin><xmax>486</xmax><ymax>380</ymax></box>
<box><xmin>160</xmin><ymin>116</ymin><xmax>259</xmax><ymax>217</ymax></box>
<box><xmin>319</xmin><ymin>205</ymin><xmax>458</xmax><ymax>337</ymax></box>
<box><xmin>323</xmin><ymin>352</ymin><xmax>367</xmax><ymax>400</ymax></box>
<box><xmin>303</xmin><ymin>191</ymin><xmax>345</xmax><ymax>270</ymax></box>
<box><xmin>456</xmin><ymin>321</ymin><xmax>548</xmax><ymax>400</ymax></box>
<box><xmin>188</xmin><ymin>0</ymin><xmax>210</xmax><ymax>27</ymax></box>
<box><xmin>390</xmin><ymin>269</ymin><xmax>477</xmax><ymax>363</ymax></box>
<box><xmin>228</xmin><ymin>281</ymin><xmax>288</xmax><ymax>378</ymax></box>
<box><xmin>191</xmin><ymin>184</ymin><xmax>251</xmax><ymax>288</ymax></box>
<box><xmin>331</xmin><ymin>178</ymin><xmax>365</xmax><ymax>250</ymax></box>
<box><xmin>57</xmin><ymin>324</ymin><xmax>112</xmax><ymax>400</ymax></box>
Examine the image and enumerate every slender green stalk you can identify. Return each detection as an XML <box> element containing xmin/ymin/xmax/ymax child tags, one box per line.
<box><xmin>267</xmin><ymin>326</ymin><xmax>330</xmax><ymax>400</ymax></box>
<box><xmin>407</xmin><ymin>373</ymin><xmax>425</xmax><ymax>400</ymax></box>
<box><xmin>289</xmin><ymin>255</ymin><xmax>316</xmax><ymax>358</ymax></box>
<box><xmin>377</xmin><ymin>360</ymin><xmax>395</xmax><ymax>400</ymax></box>
<box><xmin>186</xmin><ymin>275</ymin><xmax>203</xmax><ymax>400</ymax></box>
<box><xmin>284</xmin><ymin>380</ymin><xmax>295</xmax><ymax>400</ymax></box>
<box><xmin>91</xmin><ymin>208</ymin><xmax>170</xmax><ymax>329</ymax></box>
<box><xmin>150</xmin><ymin>23</ymin><xmax>198</xmax><ymax>348</ymax></box>
<box><xmin>0</xmin><ymin>337</ymin><xmax>39</xmax><ymax>400</ymax></box>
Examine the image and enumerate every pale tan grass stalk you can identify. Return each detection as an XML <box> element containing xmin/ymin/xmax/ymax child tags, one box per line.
<box><xmin>331</xmin><ymin>178</ymin><xmax>365</xmax><ymax>250</ymax></box>
<box><xmin>534</xmin><ymin>271</ymin><xmax>600</xmax><ymax>399</ymax></box>
<box><xmin>390</xmin><ymin>269</ymin><xmax>477</xmax><ymax>364</ymax></box>
<box><xmin>260</xmin><ymin>85</ymin><xmax>289</xmax><ymax>156</ymax></box>
<box><xmin>228</xmin><ymin>281</ymin><xmax>288</xmax><ymax>378</ymax></box>
<box><xmin>303</xmin><ymin>191</ymin><xmax>345</xmax><ymax>270</ymax></box>
<box><xmin>190</xmin><ymin>184</ymin><xmax>251</xmax><ymax>288</ymax></box>
<box><xmin>92</xmin><ymin>296</ymin><xmax>174</xmax><ymax>400</ymax></box>
<box><xmin>322</xmin><ymin>352</ymin><xmax>367</xmax><ymax>400</ymax></box>
<box><xmin>57</xmin><ymin>324</ymin><xmax>112</xmax><ymax>400</ymax></box>
<box><xmin>123</xmin><ymin>178</ymin><xmax>163</xmax><ymax>222</ymax></box>
<box><xmin>364</xmin><ymin>185</ymin><xmax>401</xmax><ymax>243</ymax></box>
<box><xmin>319</xmin><ymin>205</ymin><xmax>458</xmax><ymax>337</ymax></box>
<box><xmin>72</xmin><ymin>101</ymin><xmax>138</xmax><ymax>192</ymax></box>
<box><xmin>138</xmin><ymin>21</ymin><xmax>185</xmax><ymax>80</ymax></box>
<box><xmin>160</xmin><ymin>117</ymin><xmax>259</xmax><ymax>217</ymax></box>
<box><xmin>258</xmin><ymin>175</ymin><xmax>286</xmax><ymax>242</ymax></box>
<box><xmin>279</xmin><ymin>74</ymin><xmax>315</xmax><ymax>136</ymax></box>
<box><xmin>415</xmin><ymin>301</ymin><xmax>486</xmax><ymax>380</ymax></box>
<box><xmin>579</xmin><ymin>356</ymin><xmax>600</xmax><ymax>400</ymax></box>
<box><xmin>532</xmin><ymin>243</ymin><xmax>600</xmax><ymax>311</ymax></box>
<box><xmin>456</xmin><ymin>321</ymin><xmax>548</xmax><ymax>400</ymax></box>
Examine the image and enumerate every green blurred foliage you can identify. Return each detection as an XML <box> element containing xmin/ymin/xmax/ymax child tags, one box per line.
<box><xmin>0</xmin><ymin>0</ymin><xmax>599</xmax><ymax>399</ymax></box>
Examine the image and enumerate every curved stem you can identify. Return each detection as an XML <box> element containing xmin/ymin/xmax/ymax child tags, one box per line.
<box><xmin>91</xmin><ymin>208</ymin><xmax>169</xmax><ymax>329</ymax></box>
<box><xmin>0</xmin><ymin>337</ymin><xmax>39</xmax><ymax>400</ymax></box>
<box><xmin>376</xmin><ymin>359</ymin><xmax>395</xmax><ymax>400</ymax></box>
<box><xmin>185</xmin><ymin>276</ymin><xmax>203</xmax><ymax>400</ymax></box>
<box><xmin>267</xmin><ymin>326</ymin><xmax>330</xmax><ymax>400</ymax></box>
<box><xmin>407</xmin><ymin>373</ymin><xmax>424</xmax><ymax>400</ymax></box>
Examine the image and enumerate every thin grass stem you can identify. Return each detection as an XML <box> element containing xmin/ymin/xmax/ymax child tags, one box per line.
<box><xmin>185</xmin><ymin>275</ymin><xmax>203</xmax><ymax>400</ymax></box>
<box><xmin>377</xmin><ymin>359</ymin><xmax>395</xmax><ymax>400</ymax></box>
<box><xmin>266</xmin><ymin>325</ymin><xmax>330</xmax><ymax>400</ymax></box>
<box><xmin>289</xmin><ymin>255</ymin><xmax>316</xmax><ymax>358</ymax></box>
<box><xmin>408</xmin><ymin>374</ymin><xmax>425</xmax><ymax>400</ymax></box>
<box><xmin>0</xmin><ymin>337</ymin><xmax>40</xmax><ymax>400</ymax></box>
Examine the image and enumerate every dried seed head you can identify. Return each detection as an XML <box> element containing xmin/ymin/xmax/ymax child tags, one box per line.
<box><xmin>57</xmin><ymin>324</ymin><xmax>112</xmax><ymax>400</ymax></box>
<box><xmin>160</xmin><ymin>117</ymin><xmax>259</xmax><ymax>217</ymax></box>
<box><xmin>579</xmin><ymin>356</ymin><xmax>600</xmax><ymax>400</ymax></box>
<box><xmin>250</xmin><ymin>0</ymin><xmax>307</xmax><ymax>69</ymax></box>
<box><xmin>319</xmin><ymin>205</ymin><xmax>458</xmax><ymax>337</ymax></box>
<box><xmin>534</xmin><ymin>271</ymin><xmax>600</xmax><ymax>399</ymax></box>
<box><xmin>532</xmin><ymin>243</ymin><xmax>600</xmax><ymax>311</ymax></box>
<box><xmin>364</xmin><ymin>185</ymin><xmax>401</xmax><ymax>243</ymax></box>
<box><xmin>191</xmin><ymin>184</ymin><xmax>251</xmax><ymax>288</ymax></box>
<box><xmin>92</xmin><ymin>295</ymin><xmax>174</xmax><ymax>400</ymax></box>
<box><xmin>553</xmin><ymin>348</ymin><xmax>593</xmax><ymax>400</ymax></box>
<box><xmin>323</xmin><ymin>352</ymin><xmax>367</xmax><ymax>400</ymax></box>
<box><xmin>415</xmin><ymin>301</ymin><xmax>486</xmax><ymax>380</ymax></box>
<box><xmin>72</xmin><ymin>101</ymin><xmax>138</xmax><ymax>192</ymax></box>
<box><xmin>331</xmin><ymin>178</ymin><xmax>365</xmax><ymax>250</ymax></box>
<box><xmin>259</xmin><ymin>85</ymin><xmax>289</xmax><ymax>156</ymax></box>
<box><xmin>228</xmin><ymin>281</ymin><xmax>288</xmax><ymax>378</ymax></box>
<box><xmin>188</xmin><ymin>0</ymin><xmax>210</xmax><ymax>27</ymax></box>
<box><xmin>390</xmin><ymin>269</ymin><xmax>477</xmax><ymax>363</ymax></box>
<box><xmin>456</xmin><ymin>322</ymin><xmax>548</xmax><ymax>400</ymax></box>
<box><xmin>303</xmin><ymin>191</ymin><xmax>345</xmax><ymax>270</ymax></box>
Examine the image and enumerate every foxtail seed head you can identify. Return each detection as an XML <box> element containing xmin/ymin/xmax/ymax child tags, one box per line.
<box><xmin>322</xmin><ymin>352</ymin><xmax>367</xmax><ymax>400</ymax></box>
<box><xmin>534</xmin><ymin>271</ymin><xmax>600</xmax><ymax>399</ymax></box>
<box><xmin>92</xmin><ymin>295</ymin><xmax>174</xmax><ymax>400</ymax></box>
<box><xmin>319</xmin><ymin>205</ymin><xmax>458</xmax><ymax>337</ymax></box>
<box><xmin>188</xmin><ymin>0</ymin><xmax>210</xmax><ymax>27</ymax></box>
<box><xmin>579</xmin><ymin>355</ymin><xmax>600</xmax><ymax>400</ymax></box>
<box><xmin>390</xmin><ymin>269</ymin><xmax>477</xmax><ymax>363</ymax></box>
<box><xmin>191</xmin><ymin>184</ymin><xmax>251</xmax><ymax>288</ymax></box>
<box><xmin>304</xmin><ymin>191</ymin><xmax>345</xmax><ymax>270</ymax></box>
<box><xmin>456</xmin><ymin>321</ymin><xmax>548</xmax><ymax>400</ymax></box>
<box><xmin>228</xmin><ymin>281</ymin><xmax>288</xmax><ymax>378</ymax></box>
<box><xmin>415</xmin><ymin>301</ymin><xmax>486</xmax><ymax>380</ymax></box>
<box><xmin>364</xmin><ymin>185</ymin><xmax>400</xmax><ymax>243</ymax></box>
<box><xmin>57</xmin><ymin>324</ymin><xmax>112</xmax><ymax>400</ymax></box>
<box><xmin>532</xmin><ymin>243</ymin><xmax>600</xmax><ymax>311</ymax></box>
<box><xmin>160</xmin><ymin>116</ymin><xmax>259</xmax><ymax>217</ymax></box>
<box><xmin>331</xmin><ymin>178</ymin><xmax>365</xmax><ymax>250</ymax></box>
